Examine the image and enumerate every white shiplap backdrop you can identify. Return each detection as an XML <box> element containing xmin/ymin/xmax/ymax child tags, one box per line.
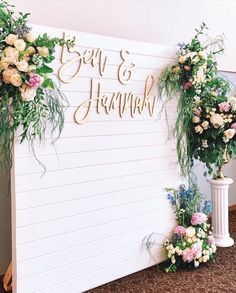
<box><xmin>11</xmin><ymin>25</ymin><xmax>181</xmax><ymax>293</ymax></box>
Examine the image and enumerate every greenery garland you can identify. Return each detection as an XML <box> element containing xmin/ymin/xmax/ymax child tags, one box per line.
<box><xmin>0</xmin><ymin>1</ymin><xmax>74</xmax><ymax>170</ymax></box>
<box><xmin>158</xmin><ymin>23</ymin><xmax>236</xmax><ymax>178</ymax></box>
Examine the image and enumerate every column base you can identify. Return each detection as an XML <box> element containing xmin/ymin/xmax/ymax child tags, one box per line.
<box><xmin>214</xmin><ymin>235</ymin><xmax>234</xmax><ymax>248</ymax></box>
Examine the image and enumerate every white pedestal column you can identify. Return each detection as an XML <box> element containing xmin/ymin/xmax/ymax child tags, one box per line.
<box><xmin>207</xmin><ymin>178</ymin><xmax>234</xmax><ymax>247</ymax></box>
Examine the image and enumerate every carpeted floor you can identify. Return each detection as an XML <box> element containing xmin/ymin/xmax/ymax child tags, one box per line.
<box><xmin>1</xmin><ymin>212</ymin><xmax>236</xmax><ymax>293</ymax></box>
<box><xmin>86</xmin><ymin>211</ymin><xmax>236</xmax><ymax>293</ymax></box>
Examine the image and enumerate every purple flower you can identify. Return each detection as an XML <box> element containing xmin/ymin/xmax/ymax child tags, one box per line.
<box><xmin>191</xmin><ymin>213</ymin><xmax>208</xmax><ymax>225</ymax></box>
<box><xmin>219</xmin><ymin>102</ymin><xmax>230</xmax><ymax>113</ymax></box>
<box><xmin>173</xmin><ymin>225</ymin><xmax>186</xmax><ymax>236</ymax></box>
<box><xmin>182</xmin><ymin>248</ymin><xmax>194</xmax><ymax>262</ymax></box>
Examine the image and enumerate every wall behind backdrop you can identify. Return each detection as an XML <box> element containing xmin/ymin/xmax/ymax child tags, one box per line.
<box><xmin>0</xmin><ymin>0</ymin><xmax>236</xmax><ymax>275</ymax></box>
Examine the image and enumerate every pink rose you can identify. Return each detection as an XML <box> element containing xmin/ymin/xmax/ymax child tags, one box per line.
<box><xmin>231</xmin><ymin>122</ymin><xmax>236</xmax><ymax>131</ymax></box>
<box><xmin>183</xmin><ymin>81</ymin><xmax>192</xmax><ymax>90</ymax></box>
<box><xmin>194</xmin><ymin>109</ymin><xmax>201</xmax><ymax>117</ymax></box>
<box><xmin>219</xmin><ymin>102</ymin><xmax>230</xmax><ymax>113</ymax></box>
<box><xmin>182</xmin><ymin>248</ymin><xmax>194</xmax><ymax>262</ymax></box>
<box><xmin>27</xmin><ymin>74</ymin><xmax>43</xmax><ymax>89</ymax></box>
<box><xmin>174</xmin><ymin>226</ymin><xmax>186</xmax><ymax>236</ymax></box>
<box><xmin>192</xmin><ymin>243</ymin><xmax>202</xmax><ymax>258</ymax></box>
<box><xmin>191</xmin><ymin>213</ymin><xmax>208</xmax><ymax>225</ymax></box>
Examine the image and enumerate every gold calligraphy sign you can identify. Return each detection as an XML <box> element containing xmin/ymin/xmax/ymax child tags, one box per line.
<box><xmin>58</xmin><ymin>33</ymin><xmax>158</xmax><ymax>124</ymax></box>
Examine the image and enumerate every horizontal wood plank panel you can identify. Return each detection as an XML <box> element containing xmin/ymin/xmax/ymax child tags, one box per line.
<box><xmin>12</xmin><ymin>24</ymin><xmax>180</xmax><ymax>293</ymax></box>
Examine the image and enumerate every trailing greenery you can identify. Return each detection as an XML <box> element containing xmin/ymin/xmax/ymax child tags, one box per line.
<box><xmin>0</xmin><ymin>1</ymin><xmax>74</xmax><ymax>170</ymax></box>
<box><xmin>158</xmin><ymin>23</ymin><xmax>236</xmax><ymax>178</ymax></box>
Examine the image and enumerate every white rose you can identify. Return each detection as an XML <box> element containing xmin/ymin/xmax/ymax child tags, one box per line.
<box><xmin>195</xmin><ymin>125</ymin><xmax>203</xmax><ymax>134</ymax></box>
<box><xmin>201</xmin><ymin>121</ymin><xmax>209</xmax><ymax>129</ymax></box>
<box><xmin>28</xmin><ymin>64</ymin><xmax>37</xmax><ymax>72</ymax></box>
<box><xmin>194</xmin><ymin>260</ymin><xmax>199</xmax><ymax>267</ymax></box>
<box><xmin>27</xmin><ymin>46</ymin><xmax>36</xmax><ymax>55</ymax></box>
<box><xmin>20</xmin><ymin>85</ymin><xmax>37</xmax><ymax>101</ymax></box>
<box><xmin>202</xmin><ymin>255</ymin><xmax>208</xmax><ymax>263</ymax></box>
<box><xmin>198</xmin><ymin>51</ymin><xmax>207</xmax><ymax>59</ymax></box>
<box><xmin>5</xmin><ymin>34</ymin><xmax>18</xmax><ymax>46</ymax></box>
<box><xmin>187</xmin><ymin>237</ymin><xmax>192</xmax><ymax>243</ymax></box>
<box><xmin>192</xmin><ymin>116</ymin><xmax>200</xmax><ymax>123</ymax></box>
<box><xmin>0</xmin><ymin>60</ymin><xmax>9</xmax><ymax>70</ymax></box>
<box><xmin>185</xmin><ymin>226</ymin><xmax>196</xmax><ymax>238</ymax></box>
<box><xmin>11</xmin><ymin>74</ymin><xmax>23</xmax><ymax>87</ymax></box>
<box><xmin>212</xmin><ymin>244</ymin><xmax>217</xmax><ymax>253</ymax></box>
<box><xmin>228</xmin><ymin>97</ymin><xmax>236</xmax><ymax>105</ymax></box>
<box><xmin>210</xmin><ymin>113</ymin><xmax>224</xmax><ymax>128</ymax></box>
<box><xmin>25</xmin><ymin>33</ymin><xmax>37</xmax><ymax>43</ymax></box>
<box><xmin>4</xmin><ymin>46</ymin><xmax>19</xmax><ymax>63</ymax></box>
<box><xmin>16</xmin><ymin>61</ymin><xmax>29</xmax><ymax>72</ymax></box>
<box><xmin>2</xmin><ymin>68</ymin><xmax>18</xmax><ymax>84</ymax></box>
<box><xmin>194</xmin><ymin>96</ymin><xmax>201</xmax><ymax>105</ymax></box>
<box><xmin>14</xmin><ymin>39</ymin><xmax>26</xmax><ymax>51</ymax></box>
<box><xmin>37</xmin><ymin>46</ymin><xmax>49</xmax><ymax>57</ymax></box>
<box><xmin>224</xmin><ymin>129</ymin><xmax>235</xmax><ymax>140</ymax></box>
<box><xmin>232</xmin><ymin>104</ymin><xmax>236</xmax><ymax>112</ymax></box>
<box><xmin>178</xmin><ymin>55</ymin><xmax>186</xmax><ymax>64</ymax></box>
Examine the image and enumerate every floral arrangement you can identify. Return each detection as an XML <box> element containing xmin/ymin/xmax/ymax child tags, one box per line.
<box><xmin>0</xmin><ymin>1</ymin><xmax>74</xmax><ymax>168</ymax></box>
<box><xmin>164</xmin><ymin>185</ymin><xmax>216</xmax><ymax>272</ymax></box>
<box><xmin>144</xmin><ymin>185</ymin><xmax>216</xmax><ymax>272</ymax></box>
<box><xmin>158</xmin><ymin>22</ymin><xmax>236</xmax><ymax>178</ymax></box>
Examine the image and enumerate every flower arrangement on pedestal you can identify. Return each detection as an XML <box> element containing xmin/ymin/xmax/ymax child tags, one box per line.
<box><xmin>0</xmin><ymin>1</ymin><xmax>74</xmax><ymax>168</ymax></box>
<box><xmin>158</xmin><ymin>23</ymin><xmax>236</xmax><ymax>178</ymax></box>
<box><xmin>164</xmin><ymin>185</ymin><xmax>216</xmax><ymax>272</ymax></box>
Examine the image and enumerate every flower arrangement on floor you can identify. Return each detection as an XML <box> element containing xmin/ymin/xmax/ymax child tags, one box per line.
<box><xmin>164</xmin><ymin>185</ymin><xmax>216</xmax><ymax>272</ymax></box>
<box><xmin>0</xmin><ymin>1</ymin><xmax>74</xmax><ymax>168</ymax></box>
<box><xmin>158</xmin><ymin>22</ymin><xmax>236</xmax><ymax>178</ymax></box>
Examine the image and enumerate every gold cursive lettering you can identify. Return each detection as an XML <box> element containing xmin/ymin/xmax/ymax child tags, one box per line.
<box><xmin>74</xmin><ymin>76</ymin><xmax>157</xmax><ymax>124</ymax></box>
<box><xmin>58</xmin><ymin>33</ymin><xmax>108</xmax><ymax>83</ymax></box>
<box><xmin>118</xmin><ymin>49</ymin><xmax>136</xmax><ymax>85</ymax></box>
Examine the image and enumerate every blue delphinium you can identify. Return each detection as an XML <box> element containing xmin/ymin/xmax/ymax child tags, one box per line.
<box><xmin>166</xmin><ymin>184</ymin><xmax>208</xmax><ymax>227</ymax></box>
<box><xmin>202</xmin><ymin>200</ymin><xmax>213</xmax><ymax>216</ymax></box>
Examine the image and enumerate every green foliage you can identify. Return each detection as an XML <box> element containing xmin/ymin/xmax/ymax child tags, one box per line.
<box><xmin>0</xmin><ymin>1</ymin><xmax>74</xmax><ymax>172</ymax></box>
<box><xmin>158</xmin><ymin>23</ymin><xmax>236</xmax><ymax>178</ymax></box>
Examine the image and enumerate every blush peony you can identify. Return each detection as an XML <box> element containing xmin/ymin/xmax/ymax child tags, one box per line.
<box><xmin>182</xmin><ymin>248</ymin><xmax>194</xmax><ymax>263</ymax></box>
<box><xmin>191</xmin><ymin>213</ymin><xmax>208</xmax><ymax>225</ymax></box>
<box><xmin>173</xmin><ymin>226</ymin><xmax>186</xmax><ymax>236</ymax></box>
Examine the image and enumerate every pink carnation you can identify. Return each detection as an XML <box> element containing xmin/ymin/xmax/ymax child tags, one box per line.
<box><xmin>219</xmin><ymin>102</ymin><xmax>230</xmax><ymax>113</ymax></box>
<box><xmin>192</xmin><ymin>242</ymin><xmax>202</xmax><ymax>258</ymax></box>
<box><xmin>174</xmin><ymin>225</ymin><xmax>186</xmax><ymax>236</ymax></box>
<box><xmin>182</xmin><ymin>248</ymin><xmax>194</xmax><ymax>262</ymax></box>
<box><xmin>28</xmin><ymin>74</ymin><xmax>43</xmax><ymax>89</ymax></box>
<box><xmin>231</xmin><ymin>122</ymin><xmax>236</xmax><ymax>131</ymax></box>
<box><xmin>191</xmin><ymin>213</ymin><xmax>208</xmax><ymax>225</ymax></box>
